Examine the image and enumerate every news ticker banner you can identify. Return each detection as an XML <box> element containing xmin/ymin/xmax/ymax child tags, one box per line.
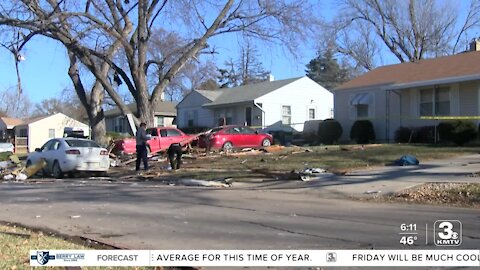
<box><xmin>30</xmin><ymin>249</ymin><xmax>480</xmax><ymax>267</ymax></box>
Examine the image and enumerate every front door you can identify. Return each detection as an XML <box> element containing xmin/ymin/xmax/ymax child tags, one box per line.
<box><xmin>245</xmin><ymin>107</ymin><xmax>252</xmax><ymax>126</ymax></box>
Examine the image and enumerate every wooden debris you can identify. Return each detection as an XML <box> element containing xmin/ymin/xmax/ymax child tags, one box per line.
<box><xmin>261</xmin><ymin>145</ymin><xmax>285</xmax><ymax>153</ymax></box>
<box><xmin>24</xmin><ymin>159</ymin><xmax>47</xmax><ymax>178</ymax></box>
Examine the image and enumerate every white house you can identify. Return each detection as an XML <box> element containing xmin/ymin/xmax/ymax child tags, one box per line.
<box><xmin>176</xmin><ymin>76</ymin><xmax>333</xmax><ymax>131</ymax></box>
<box><xmin>334</xmin><ymin>39</ymin><xmax>480</xmax><ymax>142</ymax></box>
<box><xmin>104</xmin><ymin>101</ymin><xmax>177</xmax><ymax>134</ymax></box>
<box><xmin>14</xmin><ymin>113</ymin><xmax>89</xmax><ymax>152</ymax></box>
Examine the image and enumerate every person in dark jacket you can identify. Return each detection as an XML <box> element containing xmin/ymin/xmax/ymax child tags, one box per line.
<box><xmin>167</xmin><ymin>143</ymin><xmax>183</xmax><ymax>170</ymax></box>
<box><xmin>136</xmin><ymin>122</ymin><xmax>149</xmax><ymax>171</ymax></box>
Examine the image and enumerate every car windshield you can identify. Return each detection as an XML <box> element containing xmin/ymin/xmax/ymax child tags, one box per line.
<box><xmin>65</xmin><ymin>139</ymin><xmax>100</xmax><ymax>148</ymax></box>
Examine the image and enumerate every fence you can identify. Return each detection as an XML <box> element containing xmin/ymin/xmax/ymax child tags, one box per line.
<box><xmin>14</xmin><ymin>136</ymin><xmax>28</xmax><ymax>154</ymax></box>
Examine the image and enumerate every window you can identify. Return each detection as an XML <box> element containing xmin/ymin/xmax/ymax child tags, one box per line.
<box><xmin>420</xmin><ymin>87</ymin><xmax>450</xmax><ymax>116</ymax></box>
<box><xmin>356</xmin><ymin>104</ymin><xmax>369</xmax><ymax>118</ymax></box>
<box><xmin>282</xmin><ymin>105</ymin><xmax>291</xmax><ymax>125</ymax></box>
<box><xmin>114</xmin><ymin>117</ymin><xmax>125</xmax><ymax>132</ymax></box>
<box><xmin>147</xmin><ymin>128</ymin><xmax>159</xmax><ymax>137</ymax></box>
<box><xmin>48</xmin><ymin>129</ymin><xmax>55</xmax><ymax>138</ymax></box>
<box><xmin>156</xmin><ymin>116</ymin><xmax>165</xmax><ymax>127</ymax></box>
<box><xmin>166</xmin><ymin>129</ymin><xmax>182</xmax><ymax>137</ymax></box>
<box><xmin>48</xmin><ymin>140</ymin><xmax>61</xmax><ymax>150</ymax></box>
<box><xmin>308</xmin><ymin>108</ymin><xmax>316</xmax><ymax>120</ymax></box>
<box><xmin>240</xmin><ymin>126</ymin><xmax>256</xmax><ymax>134</ymax></box>
<box><xmin>65</xmin><ymin>139</ymin><xmax>100</xmax><ymax>148</ymax></box>
<box><xmin>226</xmin><ymin>127</ymin><xmax>241</xmax><ymax>134</ymax></box>
<box><xmin>186</xmin><ymin>111</ymin><xmax>198</xmax><ymax>128</ymax></box>
<box><xmin>160</xmin><ymin>129</ymin><xmax>168</xmax><ymax>137</ymax></box>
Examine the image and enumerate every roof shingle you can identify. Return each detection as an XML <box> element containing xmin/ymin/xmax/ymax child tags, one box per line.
<box><xmin>336</xmin><ymin>51</ymin><xmax>480</xmax><ymax>91</ymax></box>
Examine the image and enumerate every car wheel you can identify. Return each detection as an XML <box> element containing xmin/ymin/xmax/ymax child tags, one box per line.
<box><xmin>261</xmin><ymin>138</ymin><xmax>271</xmax><ymax>147</ymax></box>
<box><xmin>52</xmin><ymin>161</ymin><xmax>63</xmax><ymax>179</ymax></box>
<box><xmin>222</xmin><ymin>142</ymin><xmax>233</xmax><ymax>152</ymax></box>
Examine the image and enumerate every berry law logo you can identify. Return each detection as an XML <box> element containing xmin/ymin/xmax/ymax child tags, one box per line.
<box><xmin>434</xmin><ymin>220</ymin><xmax>462</xmax><ymax>246</ymax></box>
<box><xmin>31</xmin><ymin>251</ymin><xmax>55</xmax><ymax>265</ymax></box>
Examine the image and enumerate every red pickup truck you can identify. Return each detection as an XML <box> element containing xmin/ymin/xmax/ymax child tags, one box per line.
<box><xmin>112</xmin><ymin>127</ymin><xmax>192</xmax><ymax>155</ymax></box>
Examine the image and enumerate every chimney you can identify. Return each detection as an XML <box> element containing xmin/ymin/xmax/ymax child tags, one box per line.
<box><xmin>269</xmin><ymin>74</ymin><xmax>274</xmax><ymax>81</ymax></box>
<box><xmin>469</xmin><ymin>38</ymin><xmax>480</xmax><ymax>51</ymax></box>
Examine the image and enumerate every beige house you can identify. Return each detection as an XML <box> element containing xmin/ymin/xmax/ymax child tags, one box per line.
<box><xmin>104</xmin><ymin>102</ymin><xmax>177</xmax><ymax>135</ymax></box>
<box><xmin>14</xmin><ymin>113</ymin><xmax>89</xmax><ymax>152</ymax></box>
<box><xmin>334</xmin><ymin>40</ymin><xmax>480</xmax><ymax>142</ymax></box>
<box><xmin>0</xmin><ymin>117</ymin><xmax>23</xmax><ymax>141</ymax></box>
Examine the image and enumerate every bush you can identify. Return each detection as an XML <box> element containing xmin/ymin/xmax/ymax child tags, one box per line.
<box><xmin>438</xmin><ymin>120</ymin><xmax>477</xmax><ymax>146</ymax></box>
<box><xmin>437</xmin><ymin>122</ymin><xmax>454</xmax><ymax>142</ymax></box>
<box><xmin>350</xmin><ymin>120</ymin><xmax>375</xmax><ymax>144</ymax></box>
<box><xmin>394</xmin><ymin>127</ymin><xmax>413</xmax><ymax>143</ymax></box>
<box><xmin>414</xmin><ymin>126</ymin><xmax>436</xmax><ymax>143</ymax></box>
<box><xmin>317</xmin><ymin>119</ymin><xmax>343</xmax><ymax>145</ymax></box>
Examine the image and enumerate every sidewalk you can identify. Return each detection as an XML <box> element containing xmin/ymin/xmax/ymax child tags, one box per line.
<box><xmin>235</xmin><ymin>154</ymin><xmax>480</xmax><ymax>197</ymax></box>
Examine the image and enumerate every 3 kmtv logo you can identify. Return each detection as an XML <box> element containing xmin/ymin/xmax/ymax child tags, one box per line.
<box><xmin>434</xmin><ymin>220</ymin><xmax>462</xmax><ymax>246</ymax></box>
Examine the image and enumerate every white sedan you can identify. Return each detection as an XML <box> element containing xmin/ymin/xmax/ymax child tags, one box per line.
<box><xmin>26</xmin><ymin>138</ymin><xmax>110</xmax><ymax>178</ymax></box>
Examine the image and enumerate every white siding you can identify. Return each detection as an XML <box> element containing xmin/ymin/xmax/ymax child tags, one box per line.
<box><xmin>177</xmin><ymin>91</ymin><xmax>215</xmax><ymax>128</ymax></box>
<box><xmin>335</xmin><ymin>80</ymin><xmax>480</xmax><ymax>142</ymax></box>
<box><xmin>255</xmin><ymin>77</ymin><xmax>333</xmax><ymax>131</ymax></box>
<box><xmin>26</xmin><ymin>113</ymin><xmax>89</xmax><ymax>152</ymax></box>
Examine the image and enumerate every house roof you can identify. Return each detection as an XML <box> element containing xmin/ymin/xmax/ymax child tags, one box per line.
<box><xmin>21</xmin><ymin>115</ymin><xmax>50</xmax><ymax>125</ymax></box>
<box><xmin>336</xmin><ymin>51</ymin><xmax>480</xmax><ymax>91</ymax></box>
<box><xmin>104</xmin><ymin>101</ymin><xmax>177</xmax><ymax>117</ymax></box>
<box><xmin>0</xmin><ymin>117</ymin><xmax>23</xmax><ymax>128</ymax></box>
<box><xmin>203</xmin><ymin>77</ymin><xmax>303</xmax><ymax>107</ymax></box>
<box><xmin>195</xmin><ymin>90</ymin><xmax>224</xmax><ymax>101</ymax></box>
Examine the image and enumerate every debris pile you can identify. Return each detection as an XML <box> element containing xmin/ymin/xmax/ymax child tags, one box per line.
<box><xmin>1</xmin><ymin>155</ymin><xmax>47</xmax><ymax>181</ymax></box>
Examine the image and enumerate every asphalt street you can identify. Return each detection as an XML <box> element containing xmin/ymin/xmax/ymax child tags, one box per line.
<box><xmin>0</xmin><ymin>177</ymin><xmax>479</xmax><ymax>250</ymax></box>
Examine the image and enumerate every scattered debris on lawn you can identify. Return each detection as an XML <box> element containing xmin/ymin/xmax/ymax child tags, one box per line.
<box><xmin>364</xmin><ymin>190</ymin><xmax>382</xmax><ymax>195</ymax></box>
<box><xmin>1</xmin><ymin>157</ymin><xmax>47</xmax><ymax>181</ymax></box>
<box><xmin>174</xmin><ymin>179</ymin><xmax>232</xmax><ymax>187</ymax></box>
<box><xmin>393</xmin><ymin>155</ymin><xmax>419</xmax><ymax>166</ymax></box>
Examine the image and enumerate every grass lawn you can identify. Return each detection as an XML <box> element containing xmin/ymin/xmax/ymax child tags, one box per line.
<box><xmin>162</xmin><ymin>144</ymin><xmax>480</xmax><ymax>180</ymax></box>
<box><xmin>0</xmin><ymin>224</ymin><xmax>156</xmax><ymax>270</ymax></box>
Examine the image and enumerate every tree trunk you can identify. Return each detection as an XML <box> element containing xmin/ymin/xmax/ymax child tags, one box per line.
<box><xmin>89</xmin><ymin>85</ymin><xmax>108</xmax><ymax>146</ymax></box>
<box><xmin>137</xmin><ymin>98</ymin><xmax>154</xmax><ymax>127</ymax></box>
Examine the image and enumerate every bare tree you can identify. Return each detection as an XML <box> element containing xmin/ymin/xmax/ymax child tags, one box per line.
<box><xmin>0</xmin><ymin>0</ymin><xmax>316</xmax><ymax>129</ymax></box>
<box><xmin>218</xmin><ymin>40</ymin><xmax>270</xmax><ymax>87</ymax></box>
<box><xmin>0</xmin><ymin>87</ymin><xmax>32</xmax><ymax>118</ymax></box>
<box><xmin>327</xmin><ymin>0</ymin><xmax>480</xmax><ymax>70</ymax></box>
<box><xmin>32</xmin><ymin>88</ymin><xmax>88</xmax><ymax>121</ymax></box>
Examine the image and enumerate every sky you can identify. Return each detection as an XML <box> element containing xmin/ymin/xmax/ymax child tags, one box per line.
<box><xmin>0</xmin><ymin>0</ymin><xmax>473</xmax><ymax>105</ymax></box>
<box><xmin>0</xmin><ymin>1</ymin><xmax>340</xmax><ymax>105</ymax></box>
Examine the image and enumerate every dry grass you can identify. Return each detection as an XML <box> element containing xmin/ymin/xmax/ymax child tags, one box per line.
<box><xmin>0</xmin><ymin>224</ymin><xmax>156</xmax><ymax>270</ymax></box>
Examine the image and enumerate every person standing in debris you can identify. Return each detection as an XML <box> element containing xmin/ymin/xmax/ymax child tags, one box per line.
<box><xmin>167</xmin><ymin>143</ymin><xmax>183</xmax><ymax>170</ymax></box>
<box><xmin>136</xmin><ymin>122</ymin><xmax>149</xmax><ymax>171</ymax></box>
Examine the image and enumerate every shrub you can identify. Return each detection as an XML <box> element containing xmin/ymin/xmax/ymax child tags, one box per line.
<box><xmin>437</xmin><ymin>122</ymin><xmax>454</xmax><ymax>142</ymax></box>
<box><xmin>350</xmin><ymin>120</ymin><xmax>375</xmax><ymax>144</ymax></box>
<box><xmin>317</xmin><ymin>119</ymin><xmax>343</xmax><ymax>145</ymax></box>
<box><xmin>394</xmin><ymin>127</ymin><xmax>413</xmax><ymax>143</ymax></box>
<box><xmin>413</xmin><ymin>126</ymin><xmax>436</xmax><ymax>144</ymax></box>
<box><xmin>438</xmin><ymin>120</ymin><xmax>477</xmax><ymax>146</ymax></box>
